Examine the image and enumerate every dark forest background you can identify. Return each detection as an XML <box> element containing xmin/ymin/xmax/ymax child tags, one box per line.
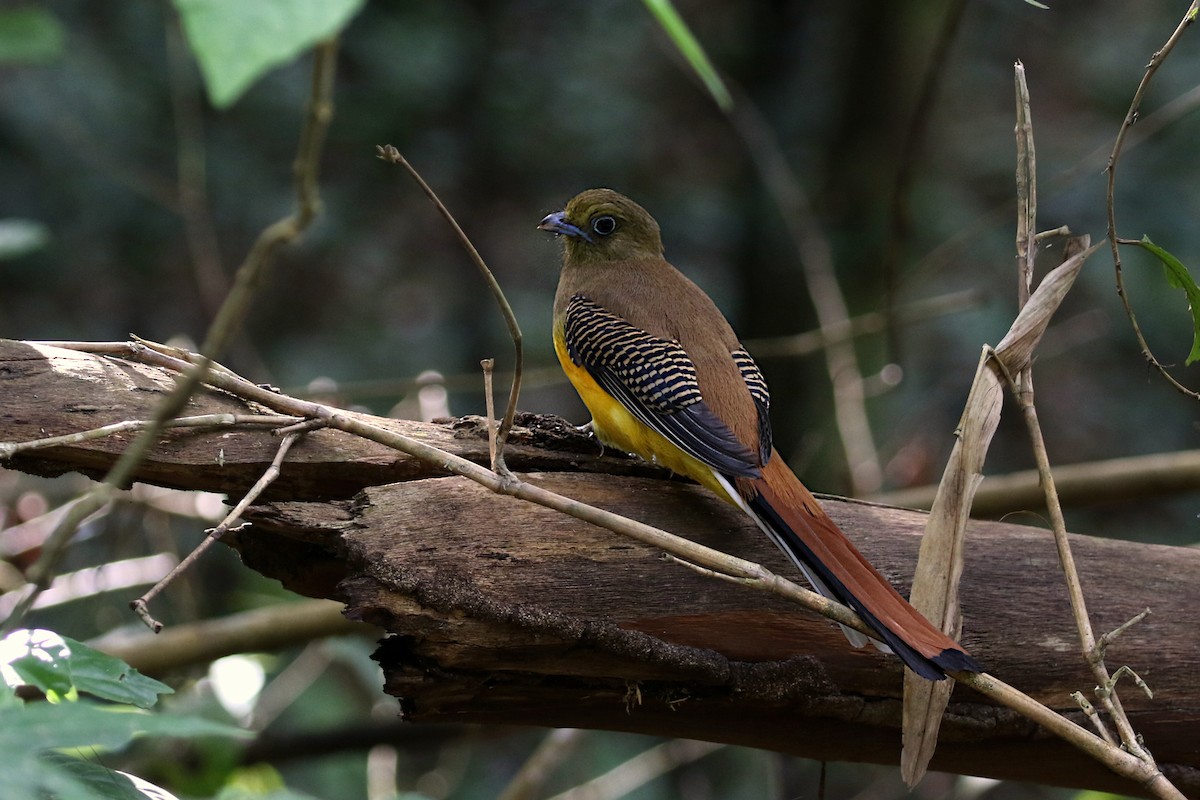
<box><xmin>2</xmin><ymin>1</ymin><xmax>1199</xmax><ymax>798</ymax></box>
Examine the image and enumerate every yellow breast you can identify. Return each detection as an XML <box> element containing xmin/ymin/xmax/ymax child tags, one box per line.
<box><xmin>553</xmin><ymin>326</ymin><xmax>732</xmax><ymax>501</ymax></box>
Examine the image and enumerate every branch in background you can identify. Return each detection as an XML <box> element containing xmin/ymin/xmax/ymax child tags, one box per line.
<box><xmin>165</xmin><ymin>17</ymin><xmax>227</xmax><ymax>323</ymax></box>
<box><xmin>0</xmin><ymin>39</ymin><xmax>340</xmax><ymax>634</ymax></box>
<box><xmin>873</xmin><ymin>448</ymin><xmax>1200</xmax><ymax>515</ymax></box>
<box><xmin>89</xmin><ymin>598</ymin><xmax>367</xmax><ymax>676</ymax></box>
<box><xmin>287</xmin><ymin>288</ymin><xmax>983</xmax><ymax>405</ymax></box>
<box><xmin>726</xmin><ymin>95</ymin><xmax>882</xmax><ymax>494</ymax></box>
<box><xmin>498</xmin><ymin>729</ymin><xmax>587</xmax><ymax>800</ymax></box>
<box><xmin>881</xmin><ymin>0</ymin><xmax>969</xmax><ymax>349</ymax></box>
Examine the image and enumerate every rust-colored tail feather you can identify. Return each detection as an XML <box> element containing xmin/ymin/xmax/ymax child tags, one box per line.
<box><xmin>742</xmin><ymin>456</ymin><xmax>980</xmax><ymax>681</ymax></box>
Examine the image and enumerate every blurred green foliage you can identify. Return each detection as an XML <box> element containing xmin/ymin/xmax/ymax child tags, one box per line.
<box><xmin>1</xmin><ymin>0</ymin><xmax>1196</xmax><ymax>797</ymax></box>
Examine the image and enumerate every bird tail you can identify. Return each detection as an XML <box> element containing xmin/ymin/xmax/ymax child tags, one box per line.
<box><xmin>715</xmin><ymin>455</ymin><xmax>980</xmax><ymax>681</ymax></box>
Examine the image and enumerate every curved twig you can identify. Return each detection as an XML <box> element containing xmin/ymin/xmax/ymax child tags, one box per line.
<box><xmin>1105</xmin><ymin>2</ymin><xmax>1200</xmax><ymax>400</ymax></box>
<box><xmin>376</xmin><ymin>145</ymin><xmax>524</xmax><ymax>478</ymax></box>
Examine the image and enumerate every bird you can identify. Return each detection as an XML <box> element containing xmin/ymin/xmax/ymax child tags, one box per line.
<box><xmin>538</xmin><ymin>188</ymin><xmax>980</xmax><ymax>681</ymax></box>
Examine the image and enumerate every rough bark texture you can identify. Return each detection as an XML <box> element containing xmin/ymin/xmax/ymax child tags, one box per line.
<box><xmin>2</xmin><ymin>339</ymin><xmax>1197</xmax><ymax>797</ymax></box>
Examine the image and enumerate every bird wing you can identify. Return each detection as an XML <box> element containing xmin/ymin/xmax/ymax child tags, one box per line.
<box><xmin>562</xmin><ymin>294</ymin><xmax>763</xmax><ymax>477</ymax></box>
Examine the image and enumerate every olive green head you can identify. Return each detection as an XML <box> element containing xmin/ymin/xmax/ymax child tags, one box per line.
<box><xmin>538</xmin><ymin>188</ymin><xmax>664</xmax><ymax>263</ymax></box>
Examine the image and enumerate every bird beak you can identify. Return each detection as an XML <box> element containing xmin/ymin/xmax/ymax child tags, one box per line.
<box><xmin>538</xmin><ymin>211</ymin><xmax>593</xmax><ymax>243</ymax></box>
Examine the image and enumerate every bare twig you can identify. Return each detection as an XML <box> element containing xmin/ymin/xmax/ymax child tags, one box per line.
<box><xmin>1105</xmin><ymin>1</ymin><xmax>1200</xmax><ymax>400</ymax></box>
<box><xmin>0</xmin><ymin>413</ymin><xmax>301</xmax><ymax>460</ymax></box>
<box><xmin>131</xmin><ymin>426</ymin><xmax>308</xmax><ymax>631</ymax></box>
<box><xmin>376</xmin><ymin>145</ymin><xmax>523</xmax><ymax>478</ymax></box>
<box><xmin>1098</xmin><ymin>608</ymin><xmax>1151</xmax><ymax>659</ymax></box>
<box><xmin>1015</xmin><ymin>62</ymin><xmax>1038</xmax><ymax>309</ymax></box>
<box><xmin>1011</xmin><ymin>63</ymin><xmax>1162</xmax><ymax>773</ymax></box>
<box><xmin>1071</xmin><ymin>691</ymin><xmax>1116</xmax><ymax>746</ymax></box>
<box><xmin>481</xmin><ymin>358</ymin><xmax>498</xmax><ymax>471</ymax></box>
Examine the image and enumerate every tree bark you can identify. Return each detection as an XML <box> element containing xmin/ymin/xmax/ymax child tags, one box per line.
<box><xmin>2</xmin><ymin>339</ymin><xmax>1196</xmax><ymax>797</ymax></box>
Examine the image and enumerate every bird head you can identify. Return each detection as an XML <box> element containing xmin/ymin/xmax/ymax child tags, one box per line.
<box><xmin>538</xmin><ymin>188</ymin><xmax>664</xmax><ymax>263</ymax></box>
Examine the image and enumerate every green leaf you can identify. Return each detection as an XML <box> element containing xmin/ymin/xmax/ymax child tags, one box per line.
<box><xmin>7</xmin><ymin>632</ymin><xmax>74</xmax><ymax>698</ymax></box>
<box><xmin>0</xmin><ymin>8</ymin><xmax>65</xmax><ymax>64</ymax></box>
<box><xmin>1135</xmin><ymin>236</ymin><xmax>1200</xmax><ymax>365</ymax></box>
<box><xmin>0</xmin><ymin>703</ymin><xmax>246</xmax><ymax>800</ymax></box>
<box><xmin>641</xmin><ymin>0</ymin><xmax>733</xmax><ymax>112</ymax></box>
<box><xmin>60</xmin><ymin>637</ymin><xmax>173</xmax><ymax>709</ymax></box>
<box><xmin>2</xmin><ymin>631</ymin><xmax>172</xmax><ymax>708</ymax></box>
<box><xmin>172</xmin><ymin>0</ymin><xmax>365</xmax><ymax>108</ymax></box>
<box><xmin>43</xmin><ymin>755</ymin><xmax>149</xmax><ymax>800</ymax></box>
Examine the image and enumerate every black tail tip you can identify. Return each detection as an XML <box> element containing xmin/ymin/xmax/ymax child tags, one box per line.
<box><xmin>931</xmin><ymin>648</ymin><xmax>983</xmax><ymax>677</ymax></box>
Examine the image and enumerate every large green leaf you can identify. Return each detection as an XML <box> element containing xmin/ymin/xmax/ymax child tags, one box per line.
<box><xmin>173</xmin><ymin>0</ymin><xmax>365</xmax><ymax>108</ymax></box>
<box><xmin>0</xmin><ymin>702</ymin><xmax>246</xmax><ymax>800</ymax></box>
<box><xmin>60</xmin><ymin>636</ymin><xmax>173</xmax><ymax>709</ymax></box>
<box><xmin>1135</xmin><ymin>236</ymin><xmax>1200</xmax><ymax>365</ymax></box>
<box><xmin>2</xmin><ymin>630</ymin><xmax>172</xmax><ymax>708</ymax></box>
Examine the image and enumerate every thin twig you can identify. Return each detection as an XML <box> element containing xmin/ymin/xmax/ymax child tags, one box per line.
<box><xmin>376</xmin><ymin>145</ymin><xmax>523</xmax><ymax>478</ymax></box>
<box><xmin>131</xmin><ymin>428</ymin><xmax>307</xmax><ymax>632</ymax></box>
<box><xmin>661</xmin><ymin>552</ymin><xmax>760</xmax><ymax>589</ymax></box>
<box><xmin>1105</xmin><ymin>1</ymin><xmax>1200</xmax><ymax>400</ymax></box>
<box><xmin>1014</xmin><ymin>64</ymin><xmax>1156</xmax><ymax>767</ymax></box>
<box><xmin>0</xmin><ymin>413</ymin><xmax>301</xmax><ymax>459</ymax></box>
<box><xmin>1098</xmin><ymin>608</ymin><xmax>1151</xmax><ymax>659</ymax></box>
<box><xmin>1071</xmin><ymin>691</ymin><xmax>1116</xmax><ymax>746</ymax></box>
<box><xmin>481</xmin><ymin>358</ymin><xmax>498</xmax><ymax>471</ymax></box>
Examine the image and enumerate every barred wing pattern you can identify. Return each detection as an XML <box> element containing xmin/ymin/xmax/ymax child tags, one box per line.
<box><xmin>731</xmin><ymin>347</ymin><xmax>772</xmax><ymax>463</ymax></box>
<box><xmin>563</xmin><ymin>294</ymin><xmax>763</xmax><ymax>478</ymax></box>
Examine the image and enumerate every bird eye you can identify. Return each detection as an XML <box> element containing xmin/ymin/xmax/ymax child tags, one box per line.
<box><xmin>591</xmin><ymin>215</ymin><xmax>617</xmax><ymax>236</ymax></box>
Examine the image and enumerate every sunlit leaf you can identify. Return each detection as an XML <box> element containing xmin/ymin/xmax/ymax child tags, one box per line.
<box><xmin>173</xmin><ymin>0</ymin><xmax>365</xmax><ymax>108</ymax></box>
<box><xmin>1134</xmin><ymin>236</ymin><xmax>1200</xmax><ymax>365</ymax></box>
<box><xmin>6</xmin><ymin>630</ymin><xmax>73</xmax><ymax>698</ymax></box>
<box><xmin>2</xmin><ymin>631</ymin><xmax>172</xmax><ymax>709</ymax></box>
<box><xmin>641</xmin><ymin>0</ymin><xmax>733</xmax><ymax>112</ymax></box>
<box><xmin>60</xmin><ymin>637</ymin><xmax>173</xmax><ymax>709</ymax></box>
